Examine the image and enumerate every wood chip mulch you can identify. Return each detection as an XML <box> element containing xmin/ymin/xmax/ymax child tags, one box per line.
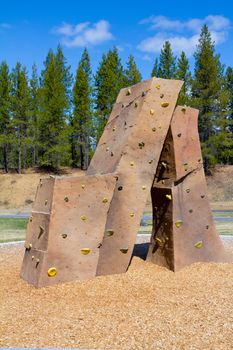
<box><xmin>0</xmin><ymin>242</ymin><xmax>233</xmax><ymax>350</ymax></box>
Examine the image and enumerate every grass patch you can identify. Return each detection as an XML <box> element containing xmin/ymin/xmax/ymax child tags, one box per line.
<box><xmin>0</xmin><ymin>218</ymin><xmax>27</xmax><ymax>243</ymax></box>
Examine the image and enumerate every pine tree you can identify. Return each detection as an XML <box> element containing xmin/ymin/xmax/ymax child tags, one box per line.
<box><xmin>10</xmin><ymin>62</ymin><xmax>30</xmax><ymax>173</ymax></box>
<box><xmin>151</xmin><ymin>57</ymin><xmax>162</xmax><ymax>77</ymax></box>
<box><xmin>176</xmin><ymin>51</ymin><xmax>192</xmax><ymax>105</ymax></box>
<box><xmin>159</xmin><ymin>41</ymin><xmax>176</xmax><ymax>79</ymax></box>
<box><xmin>39</xmin><ymin>46</ymin><xmax>72</xmax><ymax>168</ymax></box>
<box><xmin>29</xmin><ymin>63</ymin><xmax>40</xmax><ymax>166</ymax></box>
<box><xmin>124</xmin><ymin>54</ymin><xmax>142</xmax><ymax>86</ymax></box>
<box><xmin>226</xmin><ymin>67</ymin><xmax>233</xmax><ymax>133</ymax></box>
<box><xmin>192</xmin><ymin>25</ymin><xmax>223</xmax><ymax>169</ymax></box>
<box><xmin>95</xmin><ymin>47</ymin><xmax>125</xmax><ymax>142</ymax></box>
<box><xmin>0</xmin><ymin>61</ymin><xmax>11</xmax><ymax>172</ymax></box>
<box><xmin>71</xmin><ymin>48</ymin><xmax>92</xmax><ymax>169</ymax></box>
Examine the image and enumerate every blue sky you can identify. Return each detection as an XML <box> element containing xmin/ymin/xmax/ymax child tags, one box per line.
<box><xmin>0</xmin><ymin>0</ymin><xmax>233</xmax><ymax>79</ymax></box>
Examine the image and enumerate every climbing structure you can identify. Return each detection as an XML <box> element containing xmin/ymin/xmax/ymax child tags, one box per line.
<box><xmin>21</xmin><ymin>78</ymin><xmax>230</xmax><ymax>288</ymax></box>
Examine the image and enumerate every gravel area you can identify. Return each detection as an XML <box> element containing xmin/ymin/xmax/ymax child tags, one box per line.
<box><xmin>0</xmin><ymin>241</ymin><xmax>233</xmax><ymax>350</ymax></box>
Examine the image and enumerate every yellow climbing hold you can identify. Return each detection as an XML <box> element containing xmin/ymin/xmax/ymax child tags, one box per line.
<box><xmin>126</xmin><ymin>88</ymin><xmax>131</xmax><ymax>95</ymax></box>
<box><xmin>150</xmin><ymin>109</ymin><xmax>155</xmax><ymax>115</ymax></box>
<box><xmin>161</xmin><ymin>102</ymin><xmax>169</xmax><ymax>108</ymax></box>
<box><xmin>175</xmin><ymin>220</ymin><xmax>183</xmax><ymax>228</ymax></box>
<box><xmin>44</xmin><ymin>199</ymin><xmax>48</xmax><ymax>205</ymax></box>
<box><xmin>31</xmin><ymin>255</ymin><xmax>35</xmax><ymax>261</ymax></box>
<box><xmin>81</xmin><ymin>248</ymin><xmax>90</xmax><ymax>255</ymax></box>
<box><xmin>155</xmin><ymin>84</ymin><xmax>160</xmax><ymax>89</ymax></box>
<box><xmin>105</xmin><ymin>229</ymin><xmax>114</xmax><ymax>236</ymax></box>
<box><xmin>102</xmin><ymin>197</ymin><xmax>108</xmax><ymax>203</ymax></box>
<box><xmin>80</xmin><ymin>215</ymin><xmax>87</xmax><ymax>221</ymax></box>
<box><xmin>166</xmin><ymin>194</ymin><xmax>172</xmax><ymax>200</ymax></box>
<box><xmin>142</xmin><ymin>185</ymin><xmax>146</xmax><ymax>190</ymax></box>
<box><xmin>24</xmin><ymin>242</ymin><xmax>32</xmax><ymax>250</ymax></box>
<box><xmin>161</xmin><ymin>161</ymin><xmax>167</xmax><ymax>168</ymax></box>
<box><xmin>47</xmin><ymin>267</ymin><xmax>57</xmax><ymax>277</ymax></box>
<box><xmin>130</xmin><ymin>161</ymin><xmax>134</xmax><ymax>166</ymax></box>
<box><xmin>29</xmin><ymin>216</ymin><xmax>33</xmax><ymax>222</ymax></box>
<box><xmin>152</xmin><ymin>127</ymin><xmax>156</xmax><ymax>132</ymax></box>
<box><xmin>130</xmin><ymin>212</ymin><xmax>135</xmax><ymax>217</ymax></box>
<box><xmin>81</xmin><ymin>184</ymin><xmax>85</xmax><ymax>189</ymax></box>
<box><xmin>155</xmin><ymin>237</ymin><xmax>163</xmax><ymax>247</ymax></box>
<box><xmin>120</xmin><ymin>248</ymin><xmax>129</xmax><ymax>254</ymax></box>
<box><xmin>195</xmin><ymin>241</ymin><xmax>203</xmax><ymax>249</ymax></box>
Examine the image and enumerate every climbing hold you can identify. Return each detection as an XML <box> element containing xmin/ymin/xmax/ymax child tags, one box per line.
<box><xmin>29</xmin><ymin>216</ymin><xmax>33</xmax><ymax>222</ymax></box>
<box><xmin>189</xmin><ymin>209</ymin><xmax>193</xmax><ymax>213</ymax></box>
<box><xmin>152</xmin><ymin>127</ymin><xmax>156</xmax><ymax>132</ymax></box>
<box><xmin>161</xmin><ymin>180</ymin><xmax>165</xmax><ymax>184</ymax></box>
<box><xmin>112</xmin><ymin>126</ymin><xmax>116</xmax><ymax>131</ymax></box>
<box><xmin>130</xmin><ymin>212</ymin><xmax>135</xmax><ymax>217</ymax></box>
<box><xmin>110</xmin><ymin>152</ymin><xmax>114</xmax><ymax>157</ymax></box>
<box><xmin>175</xmin><ymin>220</ymin><xmax>183</xmax><ymax>228</ymax></box>
<box><xmin>81</xmin><ymin>248</ymin><xmax>90</xmax><ymax>255</ymax></box>
<box><xmin>31</xmin><ymin>256</ymin><xmax>35</xmax><ymax>261</ymax></box>
<box><xmin>120</xmin><ymin>248</ymin><xmax>129</xmax><ymax>254</ymax></box>
<box><xmin>158</xmin><ymin>125</ymin><xmax>162</xmax><ymax>129</ymax></box>
<box><xmin>142</xmin><ymin>91</ymin><xmax>146</xmax><ymax>97</ymax></box>
<box><xmin>155</xmin><ymin>84</ymin><xmax>160</xmax><ymax>89</ymax></box>
<box><xmin>64</xmin><ymin>196</ymin><xmax>69</xmax><ymax>202</ymax></box>
<box><xmin>161</xmin><ymin>161</ymin><xmax>167</xmax><ymax>169</ymax></box>
<box><xmin>39</xmin><ymin>225</ymin><xmax>45</xmax><ymax>233</ymax></box>
<box><xmin>105</xmin><ymin>229</ymin><xmax>114</xmax><ymax>236</ymax></box>
<box><xmin>35</xmin><ymin>258</ymin><xmax>40</xmax><ymax>264</ymax></box>
<box><xmin>80</xmin><ymin>215</ymin><xmax>87</xmax><ymax>221</ymax></box>
<box><xmin>122</xmin><ymin>104</ymin><xmax>125</xmax><ymax>108</ymax></box>
<box><xmin>134</xmin><ymin>101</ymin><xmax>139</xmax><ymax>107</ymax></box>
<box><xmin>201</xmin><ymin>194</ymin><xmax>205</xmax><ymax>198</ymax></box>
<box><xmin>118</xmin><ymin>186</ymin><xmax>123</xmax><ymax>191</ymax></box>
<box><xmin>24</xmin><ymin>242</ymin><xmax>32</xmax><ymax>250</ymax></box>
<box><xmin>126</xmin><ymin>88</ymin><xmax>131</xmax><ymax>95</ymax></box>
<box><xmin>206</xmin><ymin>225</ymin><xmax>209</xmax><ymax>229</ymax></box>
<box><xmin>155</xmin><ymin>237</ymin><xmax>163</xmax><ymax>247</ymax></box>
<box><xmin>142</xmin><ymin>185</ymin><xmax>146</xmax><ymax>190</ymax></box>
<box><xmin>138</xmin><ymin>141</ymin><xmax>145</xmax><ymax>149</ymax></box>
<box><xmin>177</xmin><ymin>133</ymin><xmax>182</xmax><ymax>137</ymax></box>
<box><xmin>166</xmin><ymin>194</ymin><xmax>172</xmax><ymax>200</ymax></box>
<box><xmin>47</xmin><ymin>267</ymin><xmax>57</xmax><ymax>277</ymax></box>
<box><xmin>148</xmin><ymin>160</ymin><xmax>153</xmax><ymax>164</ymax></box>
<box><xmin>150</xmin><ymin>109</ymin><xmax>155</xmax><ymax>115</ymax></box>
<box><xmin>161</xmin><ymin>102</ymin><xmax>169</xmax><ymax>108</ymax></box>
<box><xmin>160</xmin><ymin>93</ymin><xmax>164</xmax><ymax>98</ymax></box>
<box><xmin>181</xmin><ymin>106</ymin><xmax>187</xmax><ymax>112</ymax></box>
<box><xmin>195</xmin><ymin>241</ymin><xmax>203</xmax><ymax>249</ymax></box>
<box><xmin>198</xmin><ymin>158</ymin><xmax>202</xmax><ymax>162</ymax></box>
<box><xmin>130</xmin><ymin>161</ymin><xmax>134</xmax><ymax>166</ymax></box>
<box><xmin>81</xmin><ymin>184</ymin><xmax>85</xmax><ymax>189</ymax></box>
<box><xmin>61</xmin><ymin>233</ymin><xmax>68</xmax><ymax>239</ymax></box>
<box><xmin>44</xmin><ymin>199</ymin><xmax>48</xmax><ymax>205</ymax></box>
<box><xmin>183</xmin><ymin>163</ymin><xmax>189</xmax><ymax>171</ymax></box>
<box><xmin>186</xmin><ymin>189</ymin><xmax>190</xmax><ymax>193</ymax></box>
<box><xmin>102</xmin><ymin>197</ymin><xmax>108</xmax><ymax>203</ymax></box>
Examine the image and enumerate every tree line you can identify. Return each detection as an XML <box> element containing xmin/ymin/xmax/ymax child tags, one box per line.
<box><xmin>0</xmin><ymin>24</ymin><xmax>232</xmax><ymax>173</ymax></box>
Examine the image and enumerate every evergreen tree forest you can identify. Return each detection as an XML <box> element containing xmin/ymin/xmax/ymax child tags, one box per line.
<box><xmin>0</xmin><ymin>25</ymin><xmax>232</xmax><ymax>173</ymax></box>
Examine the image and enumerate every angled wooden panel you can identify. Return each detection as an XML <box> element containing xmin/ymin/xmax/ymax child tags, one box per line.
<box><xmin>147</xmin><ymin>106</ymin><xmax>231</xmax><ymax>270</ymax></box>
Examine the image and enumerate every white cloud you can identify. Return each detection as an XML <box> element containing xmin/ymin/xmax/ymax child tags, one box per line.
<box><xmin>138</xmin><ymin>15</ymin><xmax>231</xmax><ymax>56</ymax></box>
<box><xmin>53</xmin><ymin>20</ymin><xmax>114</xmax><ymax>47</ymax></box>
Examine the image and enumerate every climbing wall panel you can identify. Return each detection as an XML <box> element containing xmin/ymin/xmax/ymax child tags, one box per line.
<box><xmin>147</xmin><ymin>106</ymin><xmax>230</xmax><ymax>270</ymax></box>
<box><xmin>94</xmin><ymin>78</ymin><xmax>184</xmax><ymax>275</ymax></box>
<box><xmin>21</xmin><ymin>174</ymin><xmax>116</xmax><ymax>287</ymax></box>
